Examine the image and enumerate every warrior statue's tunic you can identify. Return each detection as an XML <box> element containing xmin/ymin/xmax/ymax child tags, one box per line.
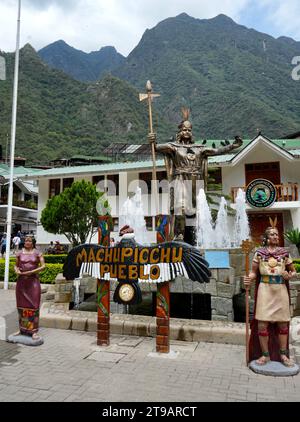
<box><xmin>253</xmin><ymin>247</ymin><xmax>292</xmax><ymax>322</ymax></box>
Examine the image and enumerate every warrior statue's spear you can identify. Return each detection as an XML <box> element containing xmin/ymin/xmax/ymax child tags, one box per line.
<box><xmin>241</xmin><ymin>239</ymin><xmax>255</xmax><ymax>365</ymax></box>
<box><xmin>139</xmin><ymin>80</ymin><xmax>160</xmax><ymax>214</ymax></box>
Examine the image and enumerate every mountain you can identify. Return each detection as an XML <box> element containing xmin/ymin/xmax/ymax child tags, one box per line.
<box><xmin>113</xmin><ymin>13</ymin><xmax>300</xmax><ymax>139</ymax></box>
<box><xmin>38</xmin><ymin>40</ymin><xmax>125</xmax><ymax>82</ymax></box>
<box><xmin>0</xmin><ymin>45</ymin><xmax>170</xmax><ymax>165</ymax></box>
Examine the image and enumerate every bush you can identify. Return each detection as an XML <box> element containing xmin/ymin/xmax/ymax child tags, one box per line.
<box><xmin>43</xmin><ymin>254</ymin><xmax>68</xmax><ymax>264</ymax></box>
<box><xmin>0</xmin><ymin>261</ymin><xmax>63</xmax><ymax>284</ymax></box>
<box><xmin>294</xmin><ymin>263</ymin><xmax>300</xmax><ymax>274</ymax></box>
<box><xmin>40</xmin><ymin>264</ymin><xmax>63</xmax><ymax>284</ymax></box>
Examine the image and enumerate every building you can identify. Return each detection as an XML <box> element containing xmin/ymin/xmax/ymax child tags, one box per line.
<box><xmin>18</xmin><ymin>134</ymin><xmax>300</xmax><ymax>249</ymax></box>
<box><xmin>0</xmin><ymin>164</ymin><xmax>39</xmax><ymax>235</ymax></box>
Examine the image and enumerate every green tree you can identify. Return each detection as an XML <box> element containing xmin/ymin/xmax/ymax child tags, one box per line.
<box><xmin>41</xmin><ymin>180</ymin><xmax>103</xmax><ymax>246</ymax></box>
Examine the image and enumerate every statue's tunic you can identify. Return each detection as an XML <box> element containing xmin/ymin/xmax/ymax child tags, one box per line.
<box><xmin>156</xmin><ymin>143</ymin><xmax>233</xmax><ymax>216</ymax></box>
<box><xmin>253</xmin><ymin>247</ymin><xmax>292</xmax><ymax>322</ymax></box>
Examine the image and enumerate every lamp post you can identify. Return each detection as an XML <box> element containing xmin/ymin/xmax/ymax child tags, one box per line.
<box><xmin>4</xmin><ymin>0</ymin><xmax>21</xmax><ymax>290</ymax></box>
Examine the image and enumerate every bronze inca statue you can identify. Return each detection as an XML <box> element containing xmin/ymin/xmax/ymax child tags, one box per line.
<box><xmin>148</xmin><ymin>109</ymin><xmax>243</xmax><ymax>243</ymax></box>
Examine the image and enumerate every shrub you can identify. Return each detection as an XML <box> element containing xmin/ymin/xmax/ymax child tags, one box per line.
<box><xmin>294</xmin><ymin>263</ymin><xmax>300</xmax><ymax>274</ymax></box>
<box><xmin>40</xmin><ymin>264</ymin><xmax>63</xmax><ymax>284</ymax></box>
<box><xmin>43</xmin><ymin>254</ymin><xmax>68</xmax><ymax>264</ymax></box>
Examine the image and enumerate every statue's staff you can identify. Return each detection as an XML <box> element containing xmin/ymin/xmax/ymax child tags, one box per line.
<box><xmin>241</xmin><ymin>239</ymin><xmax>255</xmax><ymax>365</ymax></box>
<box><xmin>139</xmin><ymin>80</ymin><xmax>160</xmax><ymax>214</ymax></box>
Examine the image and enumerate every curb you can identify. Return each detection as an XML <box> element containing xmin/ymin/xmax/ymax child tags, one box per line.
<box><xmin>40</xmin><ymin>302</ymin><xmax>246</xmax><ymax>345</ymax></box>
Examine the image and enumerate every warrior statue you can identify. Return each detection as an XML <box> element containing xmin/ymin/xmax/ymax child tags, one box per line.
<box><xmin>148</xmin><ymin>108</ymin><xmax>243</xmax><ymax>244</ymax></box>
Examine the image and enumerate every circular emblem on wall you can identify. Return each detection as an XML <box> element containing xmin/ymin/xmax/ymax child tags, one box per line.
<box><xmin>246</xmin><ymin>179</ymin><xmax>277</xmax><ymax>208</ymax></box>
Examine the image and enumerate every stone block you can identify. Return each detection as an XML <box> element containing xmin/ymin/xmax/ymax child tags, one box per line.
<box><xmin>211</xmin><ymin>315</ymin><xmax>228</xmax><ymax>321</ymax></box>
<box><xmin>86</xmin><ymin>317</ymin><xmax>97</xmax><ymax>332</ymax></box>
<box><xmin>217</xmin><ymin>268</ymin><xmax>233</xmax><ymax>284</ymax></box>
<box><xmin>110</xmin><ymin>318</ymin><xmax>124</xmax><ymax>335</ymax></box>
<box><xmin>217</xmin><ymin>282</ymin><xmax>234</xmax><ymax>298</ymax></box>
<box><xmin>54</xmin><ymin>292</ymin><xmax>72</xmax><ymax>303</ymax></box>
<box><xmin>123</xmin><ymin>321</ymin><xmax>138</xmax><ymax>335</ymax></box>
<box><xmin>54</xmin><ymin>315</ymin><xmax>72</xmax><ymax>330</ymax></box>
<box><xmin>210</xmin><ymin>326</ymin><xmax>244</xmax><ymax>345</ymax></box>
<box><xmin>71</xmin><ymin>316</ymin><xmax>87</xmax><ymax>331</ymax></box>
<box><xmin>210</xmin><ymin>269</ymin><xmax>218</xmax><ymax>280</ymax></box>
<box><xmin>55</xmin><ymin>273</ymin><xmax>67</xmax><ymax>284</ymax></box>
<box><xmin>211</xmin><ymin>297</ymin><xmax>233</xmax><ymax>315</ymax></box>
<box><xmin>186</xmin><ymin>326</ymin><xmax>213</xmax><ymax>343</ymax></box>
<box><xmin>205</xmin><ymin>279</ymin><xmax>217</xmax><ymax>296</ymax></box>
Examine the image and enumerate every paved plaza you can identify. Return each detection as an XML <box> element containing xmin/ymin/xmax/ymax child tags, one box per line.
<box><xmin>0</xmin><ymin>289</ymin><xmax>300</xmax><ymax>402</ymax></box>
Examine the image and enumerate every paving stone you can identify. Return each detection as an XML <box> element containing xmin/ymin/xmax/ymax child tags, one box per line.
<box><xmin>85</xmin><ymin>351</ymin><xmax>126</xmax><ymax>363</ymax></box>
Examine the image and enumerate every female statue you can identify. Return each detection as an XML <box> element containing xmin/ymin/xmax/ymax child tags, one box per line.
<box><xmin>13</xmin><ymin>235</ymin><xmax>45</xmax><ymax>340</ymax></box>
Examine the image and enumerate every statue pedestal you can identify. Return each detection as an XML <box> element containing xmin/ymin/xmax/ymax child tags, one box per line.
<box><xmin>7</xmin><ymin>334</ymin><xmax>44</xmax><ymax>346</ymax></box>
<box><xmin>249</xmin><ymin>360</ymin><xmax>299</xmax><ymax>376</ymax></box>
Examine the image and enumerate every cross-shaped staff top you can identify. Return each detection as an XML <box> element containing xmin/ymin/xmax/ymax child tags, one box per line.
<box><xmin>241</xmin><ymin>239</ymin><xmax>256</xmax><ymax>255</ymax></box>
<box><xmin>139</xmin><ymin>80</ymin><xmax>160</xmax><ymax>103</ymax></box>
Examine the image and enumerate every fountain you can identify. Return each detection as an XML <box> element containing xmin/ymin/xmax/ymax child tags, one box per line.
<box><xmin>233</xmin><ymin>188</ymin><xmax>250</xmax><ymax>248</ymax></box>
<box><xmin>196</xmin><ymin>188</ymin><xmax>250</xmax><ymax>249</ymax></box>
<box><xmin>214</xmin><ymin>196</ymin><xmax>231</xmax><ymax>248</ymax></box>
<box><xmin>119</xmin><ymin>186</ymin><xmax>148</xmax><ymax>245</ymax></box>
<box><xmin>73</xmin><ymin>278</ymin><xmax>81</xmax><ymax>309</ymax></box>
<box><xmin>196</xmin><ymin>189</ymin><xmax>215</xmax><ymax>249</ymax></box>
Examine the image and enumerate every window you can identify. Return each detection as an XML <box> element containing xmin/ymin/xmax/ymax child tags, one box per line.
<box><xmin>107</xmin><ymin>174</ymin><xmax>119</xmax><ymax>195</ymax></box>
<box><xmin>208</xmin><ymin>167</ymin><xmax>222</xmax><ymax>190</ymax></box>
<box><xmin>139</xmin><ymin>172</ymin><xmax>152</xmax><ymax>193</ymax></box>
<box><xmin>49</xmin><ymin>179</ymin><xmax>61</xmax><ymax>198</ymax></box>
<box><xmin>62</xmin><ymin>178</ymin><xmax>74</xmax><ymax>190</ymax></box>
<box><xmin>93</xmin><ymin>175</ymin><xmax>105</xmax><ymax>186</ymax></box>
<box><xmin>145</xmin><ymin>216</ymin><xmax>153</xmax><ymax>231</ymax></box>
<box><xmin>113</xmin><ymin>217</ymin><xmax>119</xmax><ymax>232</ymax></box>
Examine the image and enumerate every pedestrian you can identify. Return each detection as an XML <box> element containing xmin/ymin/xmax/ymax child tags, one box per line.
<box><xmin>1</xmin><ymin>234</ymin><xmax>7</xmax><ymax>258</ymax></box>
<box><xmin>12</xmin><ymin>234</ymin><xmax>21</xmax><ymax>253</ymax></box>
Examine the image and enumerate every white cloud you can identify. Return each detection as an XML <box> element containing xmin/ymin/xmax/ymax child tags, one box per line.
<box><xmin>259</xmin><ymin>0</ymin><xmax>300</xmax><ymax>40</ymax></box>
<box><xmin>1</xmin><ymin>0</ymin><xmax>299</xmax><ymax>57</ymax></box>
<box><xmin>0</xmin><ymin>0</ymin><xmax>250</xmax><ymax>55</ymax></box>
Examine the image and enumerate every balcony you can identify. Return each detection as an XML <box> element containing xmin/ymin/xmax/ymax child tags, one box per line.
<box><xmin>0</xmin><ymin>198</ymin><xmax>38</xmax><ymax>210</ymax></box>
<box><xmin>231</xmin><ymin>183</ymin><xmax>299</xmax><ymax>203</ymax></box>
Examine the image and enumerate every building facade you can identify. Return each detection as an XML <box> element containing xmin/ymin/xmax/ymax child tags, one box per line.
<box><xmin>18</xmin><ymin>134</ymin><xmax>300</xmax><ymax>250</ymax></box>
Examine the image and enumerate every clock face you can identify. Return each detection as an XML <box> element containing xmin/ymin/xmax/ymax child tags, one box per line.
<box><xmin>119</xmin><ymin>283</ymin><xmax>135</xmax><ymax>302</ymax></box>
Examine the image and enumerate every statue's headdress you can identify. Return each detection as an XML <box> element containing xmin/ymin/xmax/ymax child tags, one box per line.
<box><xmin>178</xmin><ymin>107</ymin><xmax>191</xmax><ymax>129</ymax></box>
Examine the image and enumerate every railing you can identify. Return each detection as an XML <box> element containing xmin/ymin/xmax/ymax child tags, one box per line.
<box><xmin>231</xmin><ymin>183</ymin><xmax>299</xmax><ymax>203</ymax></box>
<box><xmin>0</xmin><ymin>198</ymin><xmax>38</xmax><ymax>210</ymax></box>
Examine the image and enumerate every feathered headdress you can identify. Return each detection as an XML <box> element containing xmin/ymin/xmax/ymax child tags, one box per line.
<box><xmin>269</xmin><ymin>216</ymin><xmax>277</xmax><ymax>228</ymax></box>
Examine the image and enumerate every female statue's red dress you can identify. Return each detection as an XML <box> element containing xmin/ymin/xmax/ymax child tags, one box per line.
<box><xmin>15</xmin><ymin>250</ymin><xmax>42</xmax><ymax>335</ymax></box>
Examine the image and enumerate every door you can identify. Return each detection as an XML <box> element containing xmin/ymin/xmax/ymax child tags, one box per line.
<box><xmin>248</xmin><ymin>212</ymin><xmax>284</xmax><ymax>246</ymax></box>
<box><xmin>245</xmin><ymin>162</ymin><xmax>280</xmax><ymax>186</ymax></box>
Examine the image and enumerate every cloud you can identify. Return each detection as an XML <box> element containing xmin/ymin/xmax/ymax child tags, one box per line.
<box><xmin>258</xmin><ymin>0</ymin><xmax>300</xmax><ymax>40</ymax></box>
<box><xmin>0</xmin><ymin>0</ymin><xmax>299</xmax><ymax>57</ymax></box>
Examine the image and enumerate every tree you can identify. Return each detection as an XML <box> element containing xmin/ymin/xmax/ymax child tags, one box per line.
<box><xmin>41</xmin><ymin>180</ymin><xmax>106</xmax><ymax>246</ymax></box>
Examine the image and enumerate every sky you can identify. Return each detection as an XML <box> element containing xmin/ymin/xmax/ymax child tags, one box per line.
<box><xmin>0</xmin><ymin>0</ymin><xmax>300</xmax><ymax>56</ymax></box>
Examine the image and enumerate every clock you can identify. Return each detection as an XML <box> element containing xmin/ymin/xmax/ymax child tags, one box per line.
<box><xmin>118</xmin><ymin>283</ymin><xmax>135</xmax><ymax>303</ymax></box>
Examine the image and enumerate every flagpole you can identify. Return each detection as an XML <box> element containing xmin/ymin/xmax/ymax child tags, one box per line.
<box><xmin>4</xmin><ymin>0</ymin><xmax>22</xmax><ymax>289</ymax></box>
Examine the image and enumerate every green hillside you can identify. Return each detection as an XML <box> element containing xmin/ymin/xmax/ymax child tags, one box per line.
<box><xmin>0</xmin><ymin>45</ymin><xmax>170</xmax><ymax>165</ymax></box>
<box><xmin>38</xmin><ymin>41</ymin><xmax>125</xmax><ymax>82</ymax></box>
